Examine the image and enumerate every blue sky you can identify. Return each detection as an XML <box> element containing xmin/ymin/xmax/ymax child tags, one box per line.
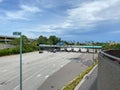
<box><xmin>0</xmin><ymin>0</ymin><xmax>120</xmax><ymax>42</ymax></box>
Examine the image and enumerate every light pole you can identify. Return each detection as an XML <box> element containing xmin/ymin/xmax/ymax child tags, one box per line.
<box><xmin>92</xmin><ymin>42</ymin><xmax>94</xmax><ymax>64</ymax></box>
<box><xmin>13</xmin><ymin>32</ymin><xmax>22</xmax><ymax>90</ymax></box>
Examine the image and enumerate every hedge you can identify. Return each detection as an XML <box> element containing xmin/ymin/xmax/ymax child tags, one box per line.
<box><xmin>0</xmin><ymin>45</ymin><xmax>38</xmax><ymax>56</ymax></box>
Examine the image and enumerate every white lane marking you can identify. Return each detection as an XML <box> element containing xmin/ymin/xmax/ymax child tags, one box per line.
<box><xmin>2</xmin><ymin>69</ymin><xmax>8</xmax><ymax>72</ymax></box>
<box><xmin>6</xmin><ymin>56</ymin><xmax>56</xmax><ymax>83</ymax></box>
<box><xmin>60</xmin><ymin>65</ymin><xmax>64</xmax><ymax>67</ymax></box>
<box><xmin>13</xmin><ymin>72</ymin><xmax>41</xmax><ymax>90</ymax></box>
<box><xmin>45</xmin><ymin>75</ymin><xmax>49</xmax><ymax>78</ymax></box>
<box><xmin>37</xmin><ymin>74</ymin><xmax>41</xmax><ymax>77</ymax></box>
<box><xmin>13</xmin><ymin>53</ymin><xmax>75</xmax><ymax>90</ymax></box>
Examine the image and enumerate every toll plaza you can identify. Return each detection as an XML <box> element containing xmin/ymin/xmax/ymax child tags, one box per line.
<box><xmin>39</xmin><ymin>44</ymin><xmax>102</xmax><ymax>53</ymax></box>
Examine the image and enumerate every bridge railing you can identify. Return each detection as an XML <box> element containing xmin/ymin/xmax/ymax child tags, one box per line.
<box><xmin>98</xmin><ymin>50</ymin><xmax>120</xmax><ymax>90</ymax></box>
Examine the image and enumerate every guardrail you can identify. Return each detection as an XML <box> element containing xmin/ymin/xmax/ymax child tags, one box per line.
<box><xmin>100</xmin><ymin>50</ymin><xmax>120</xmax><ymax>63</ymax></box>
<box><xmin>98</xmin><ymin>50</ymin><xmax>120</xmax><ymax>90</ymax></box>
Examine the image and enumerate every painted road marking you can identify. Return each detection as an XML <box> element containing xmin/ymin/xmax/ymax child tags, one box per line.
<box><xmin>37</xmin><ymin>74</ymin><xmax>41</xmax><ymax>77</ymax></box>
<box><xmin>60</xmin><ymin>65</ymin><xmax>64</xmax><ymax>67</ymax></box>
<box><xmin>45</xmin><ymin>75</ymin><xmax>49</xmax><ymax>78</ymax></box>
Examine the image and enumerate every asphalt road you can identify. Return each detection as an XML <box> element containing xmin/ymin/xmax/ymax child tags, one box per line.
<box><xmin>0</xmin><ymin>51</ymin><xmax>96</xmax><ymax>90</ymax></box>
<box><xmin>78</xmin><ymin>67</ymin><xmax>98</xmax><ymax>90</ymax></box>
<box><xmin>38</xmin><ymin>53</ymin><xmax>96</xmax><ymax>90</ymax></box>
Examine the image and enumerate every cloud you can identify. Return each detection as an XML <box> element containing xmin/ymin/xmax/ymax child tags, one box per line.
<box><xmin>29</xmin><ymin>25</ymin><xmax>63</xmax><ymax>34</ymax></box>
<box><xmin>21</xmin><ymin>0</ymin><xmax>120</xmax><ymax>37</ymax></box>
<box><xmin>59</xmin><ymin>0</ymin><xmax>120</xmax><ymax>31</ymax></box>
<box><xmin>5</xmin><ymin>11</ymin><xmax>27</xmax><ymax>20</ymax></box>
<box><xmin>5</xmin><ymin>4</ymin><xmax>41</xmax><ymax>20</ymax></box>
<box><xmin>20</xmin><ymin>5</ymin><xmax>40</xmax><ymax>13</ymax></box>
<box><xmin>110</xmin><ymin>30</ymin><xmax>120</xmax><ymax>34</ymax></box>
<box><xmin>2</xmin><ymin>0</ymin><xmax>120</xmax><ymax>39</ymax></box>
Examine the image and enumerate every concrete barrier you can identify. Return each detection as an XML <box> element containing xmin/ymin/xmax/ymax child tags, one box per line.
<box><xmin>98</xmin><ymin>50</ymin><xmax>120</xmax><ymax>90</ymax></box>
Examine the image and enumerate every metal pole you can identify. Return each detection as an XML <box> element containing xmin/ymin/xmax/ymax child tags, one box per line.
<box><xmin>93</xmin><ymin>45</ymin><xmax>94</xmax><ymax>63</ymax></box>
<box><xmin>20</xmin><ymin>34</ymin><xmax>22</xmax><ymax>90</ymax></box>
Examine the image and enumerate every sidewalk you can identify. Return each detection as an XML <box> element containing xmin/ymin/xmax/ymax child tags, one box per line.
<box><xmin>75</xmin><ymin>65</ymin><xmax>98</xmax><ymax>90</ymax></box>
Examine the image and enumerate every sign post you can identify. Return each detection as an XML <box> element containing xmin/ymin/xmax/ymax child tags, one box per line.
<box><xmin>13</xmin><ymin>32</ymin><xmax>22</xmax><ymax>90</ymax></box>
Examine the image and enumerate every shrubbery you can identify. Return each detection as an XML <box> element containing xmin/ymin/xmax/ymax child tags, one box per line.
<box><xmin>0</xmin><ymin>45</ymin><xmax>38</xmax><ymax>56</ymax></box>
<box><xmin>102</xmin><ymin>43</ymin><xmax>120</xmax><ymax>50</ymax></box>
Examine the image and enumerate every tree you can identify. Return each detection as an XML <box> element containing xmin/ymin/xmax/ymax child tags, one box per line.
<box><xmin>11</xmin><ymin>35</ymin><xmax>30</xmax><ymax>45</ymax></box>
<box><xmin>48</xmin><ymin>35</ymin><xmax>61</xmax><ymax>45</ymax></box>
<box><xmin>37</xmin><ymin>35</ymin><xmax>48</xmax><ymax>44</ymax></box>
<box><xmin>76</xmin><ymin>42</ymin><xmax>80</xmax><ymax>45</ymax></box>
<box><xmin>22</xmin><ymin>35</ymin><xmax>30</xmax><ymax>44</ymax></box>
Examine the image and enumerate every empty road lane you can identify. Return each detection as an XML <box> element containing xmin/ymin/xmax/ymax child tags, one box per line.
<box><xmin>0</xmin><ymin>51</ymin><xmax>86</xmax><ymax>90</ymax></box>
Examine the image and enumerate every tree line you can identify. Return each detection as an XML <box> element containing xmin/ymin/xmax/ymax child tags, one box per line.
<box><xmin>0</xmin><ymin>34</ymin><xmax>120</xmax><ymax>56</ymax></box>
<box><xmin>10</xmin><ymin>35</ymin><xmax>120</xmax><ymax>50</ymax></box>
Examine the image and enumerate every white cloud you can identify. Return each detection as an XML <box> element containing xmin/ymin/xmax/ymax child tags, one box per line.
<box><xmin>5</xmin><ymin>5</ymin><xmax>41</xmax><ymax>20</ymax></box>
<box><xmin>3</xmin><ymin>0</ymin><xmax>120</xmax><ymax>37</ymax></box>
<box><xmin>61</xmin><ymin>0</ymin><xmax>120</xmax><ymax>30</ymax></box>
<box><xmin>23</xmin><ymin>0</ymin><xmax>120</xmax><ymax>36</ymax></box>
<box><xmin>20</xmin><ymin>5</ymin><xmax>41</xmax><ymax>13</ymax></box>
<box><xmin>21</xmin><ymin>24</ymin><xmax>63</xmax><ymax>35</ymax></box>
<box><xmin>6</xmin><ymin>11</ymin><xmax>27</xmax><ymax>20</ymax></box>
<box><xmin>110</xmin><ymin>30</ymin><xmax>120</xmax><ymax>34</ymax></box>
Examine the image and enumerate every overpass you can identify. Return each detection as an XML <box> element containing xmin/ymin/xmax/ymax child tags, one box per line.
<box><xmin>0</xmin><ymin>35</ymin><xmax>16</xmax><ymax>43</ymax></box>
<box><xmin>0</xmin><ymin>35</ymin><xmax>16</xmax><ymax>49</ymax></box>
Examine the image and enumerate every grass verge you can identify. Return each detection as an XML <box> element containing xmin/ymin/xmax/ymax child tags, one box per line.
<box><xmin>61</xmin><ymin>60</ymin><xmax>98</xmax><ymax>90</ymax></box>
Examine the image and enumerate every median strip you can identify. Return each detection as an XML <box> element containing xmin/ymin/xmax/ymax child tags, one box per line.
<box><xmin>61</xmin><ymin>60</ymin><xmax>98</xmax><ymax>90</ymax></box>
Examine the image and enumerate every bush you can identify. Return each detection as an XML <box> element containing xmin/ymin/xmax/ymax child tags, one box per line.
<box><xmin>102</xmin><ymin>43</ymin><xmax>120</xmax><ymax>50</ymax></box>
<box><xmin>0</xmin><ymin>45</ymin><xmax>38</xmax><ymax>57</ymax></box>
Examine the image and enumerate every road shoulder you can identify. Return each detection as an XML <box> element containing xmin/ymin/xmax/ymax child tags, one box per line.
<box><xmin>75</xmin><ymin>65</ymin><xmax>98</xmax><ymax>90</ymax></box>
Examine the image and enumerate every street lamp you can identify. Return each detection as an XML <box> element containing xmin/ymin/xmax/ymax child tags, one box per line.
<box><xmin>13</xmin><ymin>32</ymin><xmax>22</xmax><ymax>90</ymax></box>
<box><xmin>92</xmin><ymin>42</ymin><xmax>94</xmax><ymax>64</ymax></box>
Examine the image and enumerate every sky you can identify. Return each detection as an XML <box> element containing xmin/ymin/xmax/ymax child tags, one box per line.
<box><xmin>0</xmin><ymin>0</ymin><xmax>120</xmax><ymax>42</ymax></box>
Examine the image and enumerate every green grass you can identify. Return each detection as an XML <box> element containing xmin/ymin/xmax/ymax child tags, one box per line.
<box><xmin>62</xmin><ymin>60</ymin><xmax>98</xmax><ymax>90</ymax></box>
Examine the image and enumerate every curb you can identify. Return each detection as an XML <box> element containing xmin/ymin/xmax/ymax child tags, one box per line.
<box><xmin>74</xmin><ymin>64</ymin><xmax>98</xmax><ymax>90</ymax></box>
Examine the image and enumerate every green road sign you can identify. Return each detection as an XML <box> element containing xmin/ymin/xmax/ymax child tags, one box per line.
<box><xmin>13</xmin><ymin>32</ymin><xmax>21</xmax><ymax>35</ymax></box>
